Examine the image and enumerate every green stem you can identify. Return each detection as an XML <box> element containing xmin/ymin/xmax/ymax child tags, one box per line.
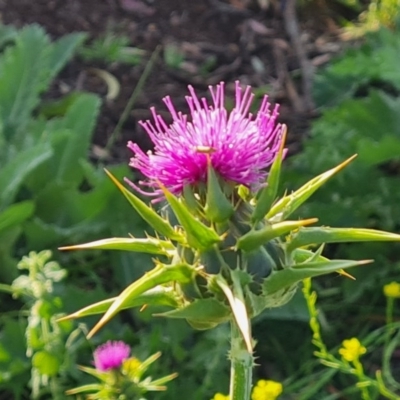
<box><xmin>229</xmin><ymin>321</ymin><xmax>253</xmax><ymax>400</ymax></box>
<box><xmin>105</xmin><ymin>45</ymin><xmax>161</xmax><ymax>151</ymax></box>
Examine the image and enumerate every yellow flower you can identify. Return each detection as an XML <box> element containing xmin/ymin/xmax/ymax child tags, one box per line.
<box><xmin>211</xmin><ymin>394</ymin><xmax>229</xmax><ymax>400</ymax></box>
<box><xmin>251</xmin><ymin>380</ymin><xmax>283</xmax><ymax>400</ymax></box>
<box><xmin>383</xmin><ymin>282</ymin><xmax>400</xmax><ymax>298</ymax></box>
<box><xmin>339</xmin><ymin>338</ymin><xmax>367</xmax><ymax>362</ymax></box>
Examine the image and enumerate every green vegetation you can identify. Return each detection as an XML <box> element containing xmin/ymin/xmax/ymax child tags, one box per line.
<box><xmin>1</xmin><ymin>4</ymin><xmax>400</xmax><ymax>398</ymax></box>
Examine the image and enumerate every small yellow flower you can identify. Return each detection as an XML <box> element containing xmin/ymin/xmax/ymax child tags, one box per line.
<box><xmin>211</xmin><ymin>393</ymin><xmax>229</xmax><ymax>400</ymax></box>
<box><xmin>339</xmin><ymin>338</ymin><xmax>367</xmax><ymax>362</ymax></box>
<box><xmin>383</xmin><ymin>282</ymin><xmax>400</xmax><ymax>298</ymax></box>
<box><xmin>251</xmin><ymin>379</ymin><xmax>283</xmax><ymax>400</ymax></box>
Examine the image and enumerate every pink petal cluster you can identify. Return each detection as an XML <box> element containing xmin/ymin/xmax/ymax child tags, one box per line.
<box><xmin>127</xmin><ymin>81</ymin><xmax>284</xmax><ymax>200</ymax></box>
<box><xmin>93</xmin><ymin>340</ymin><xmax>130</xmax><ymax>371</ymax></box>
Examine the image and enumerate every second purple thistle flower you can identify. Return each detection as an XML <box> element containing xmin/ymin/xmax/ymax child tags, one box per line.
<box><xmin>126</xmin><ymin>81</ymin><xmax>285</xmax><ymax>201</ymax></box>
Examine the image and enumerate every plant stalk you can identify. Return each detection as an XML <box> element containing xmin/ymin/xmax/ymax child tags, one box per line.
<box><xmin>229</xmin><ymin>320</ymin><xmax>253</xmax><ymax>400</ymax></box>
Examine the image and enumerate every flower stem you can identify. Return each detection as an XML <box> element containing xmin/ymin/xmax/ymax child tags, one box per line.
<box><xmin>229</xmin><ymin>321</ymin><xmax>253</xmax><ymax>400</ymax></box>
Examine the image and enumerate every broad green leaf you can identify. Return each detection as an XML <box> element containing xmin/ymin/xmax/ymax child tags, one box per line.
<box><xmin>0</xmin><ymin>201</ymin><xmax>34</xmax><ymax>233</ymax></box>
<box><xmin>287</xmin><ymin>227</ymin><xmax>400</xmax><ymax>252</ymax></box>
<box><xmin>60</xmin><ymin>237</ymin><xmax>175</xmax><ymax>256</ymax></box>
<box><xmin>252</xmin><ymin>126</ymin><xmax>287</xmax><ymax>223</ymax></box>
<box><xmin>0</xmin><ymin>25</ymin><xmax>50</xmax><ymax>140</ymax></box>
<box><xmin>205</xmin><ymin>164</ymin><xmax>234</xmax><ymax>223</ymax></box>
<box><xmin>0</xmin><ymin>143</ymin><xmax>53</xmax><ymax>207</ymax></box>
<box><xmin>162</xmin><ymin>184</ymin><xmax>221</xmax><ymax>251</ymax></box>
<box><xmin>236</xmin><ymin>218</ymin><xmax>317</xmax><ymax>252</ymax></box>
<box><xmin>357</xmin><ymin>134</ymin><xmax>400</xmax><ymax>166</ymax></box>
<box><xmin>48</xmin><ymin>33</ymin><xmax>87</xmax><ymax>79</ymax></box>
<box><xmin>55</xmin><ymin>93</ymin><xmax>101</xmax><ymax>184</ymax></box>
<box><xmin>58</xmin><ymin>287</ymin><xmax>181</xmax><ymax>320</ymax></box>
<box><xmin>87</xmin><ymin>262</ymin><xmax>196</xmax><ymax>338</ymax></box>
<box><xmin>263</xmin><ymin>259</ymin><xmax>371</xmax><ymax>295</ymax></box>
<box><xmin>267</xmin><ymin>155</ymin><xmax>357</xmax><ymax>221</ymax></box>
<box><xmin>105</xmin><ymin>169</ymin><xmax>185</xmax><ymax>243</ymax></box>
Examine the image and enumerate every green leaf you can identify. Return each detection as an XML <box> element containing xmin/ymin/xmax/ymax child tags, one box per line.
<box><xmin>48</xmin><ymin>32</ymin><xmax>86</xmax><ymax>78</ymax></box>
<box><xmin>0</xmin><ymin>201</ymin><xmax>34</xmax><ymax>233</ymax></box>
<box><xmin>0</xmin><ymin>25</ymin><xmax>50</xmax><ymax>140</ymax></box>
<box><xmin>55</xmin><ymin>93</ymin><xmax>101</xmax><ymax>184</ymax></box>
<box><xmin>215</xmin><ymin>272</ymin><xmax>252</xmax><ymax>352</ymax></box>
<box><xmin>162</xmin><ymin>185</ymin><xmax>221</xmax><ymax>251</ymax></box>
<box><xmin>60</xmin><ymin>237</ymin><xmax>175</xmax><ymax>256</ymax></box>
<box><xmin>267</xmin><ymin>155</ymin><xmax>357</xmax><ymax>221</ymax></box>
<box><xmin>32</xmin><ymin>351</ymin><xmax>60</xmax><ymax>376</ymax></box>
<box><xmin>357</xmin><ymin>134</ymin><xmax>400</xmax><ymax>166</ymax></box>
<box><xmin>287</xmin><ymin>227</ymin><xmax>400</xmax><ymax>252</ymax></box>
<box><xmin>252</xmin><ymin>126</ymin><xmax>287</xmax><ymax>223</ymax></box>
<box><xmin>292</xmin><ymin>247</ymin><xmax>328</xmax><ymax>264</ymax></box>
<box><xmin>105</xmin><ymin>169</ymin><xmax>185</xmax><ymax>243</ymax></box>
<box><xmin>58</xmin><ymin>287</ymin><xmax>181</xmax><ymax>320</ymax></box>
<box><xmin>263</xmin><ymin>259</ymin><xmax>371</xmax><ymax>295</ymax></box>
<box><xmin>155</xmin><ymin>298</ymin><xmax>231</xmax><ymax>327</ymax></box>
<box><xmin>87</xmin><ymin>262</ymin><xmax>196</xmax><ymax>338</ymax></box>
<box><xmin>205</xmin><ymin>164</ymin><xmax>234</xmax><ymax>223</ymax></box>
<box><xmin>236</xmin><ymin>218</ymin><xmax>317</xmax><ymax>252</ymax></box>
<box><xmin>0</xmin><ymin>143</ymin><xmax>53</xmax><ymax>207</ymax></box>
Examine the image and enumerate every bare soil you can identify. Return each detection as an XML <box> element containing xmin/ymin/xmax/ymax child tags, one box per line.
<box><xmin>0</xmin><ymin>0</ymin><xmax>348</xmax><ymax>160</ymax></box>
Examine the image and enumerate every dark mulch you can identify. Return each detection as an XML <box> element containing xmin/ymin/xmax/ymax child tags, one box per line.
<box><xmin>0</xmin><ymin>0</ymin><xmax>347</xmax><ymax>161</ymax></box>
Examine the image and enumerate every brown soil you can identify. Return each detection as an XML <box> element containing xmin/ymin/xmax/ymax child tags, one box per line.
<box><xmin>0</xmin><ymin>0</ymin><xmax>346</xmax><ymax>161</ymax></box>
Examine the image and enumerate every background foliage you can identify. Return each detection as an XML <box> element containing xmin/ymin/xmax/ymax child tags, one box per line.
<box><xmin>1</xmin><ymin>1</ymin><xmax>400</xmax><ymax>398</ymax></box>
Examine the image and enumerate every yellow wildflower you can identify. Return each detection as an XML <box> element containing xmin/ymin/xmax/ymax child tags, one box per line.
<box><xmin>252</xmin><ymin>379</ymin><xmax>283</xmax><ymax>400</ymax></box>
<box><xmin>383</xmin><ymin>282</ymin><xmax>400</xmax><ymax>298</ymax></box>
<box><xmin>339</xmin><ymin>338</ymin><xmax>367</xmax><ymax>362</ymax></box>
<box><xmin>211</xmin><ymin>393</ymin><xmax>229</xmax><ymax>400</ymax></box>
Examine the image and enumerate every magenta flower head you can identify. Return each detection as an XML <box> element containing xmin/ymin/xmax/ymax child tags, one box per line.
<box><xmin>126</xmin><ymin>81</ymin><xmax>284</xmax><ymax>201</ymax></box>
<box><xmin>93</xmin><ymin>340</ymin><xmax>130</xmax><ymax>371</ymax></box>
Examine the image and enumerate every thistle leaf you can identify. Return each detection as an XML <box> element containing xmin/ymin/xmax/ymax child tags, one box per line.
<box><xmin>154</xmin><ymin>298</ymin><xmax>231</xmax><ymax>328</ymax></box>
<box><xmin>58</xmin><ymin>287</ymin><xmax>181</xmax><ymax>321</ymax></box>
<box><xmin>59</xmin><ymin>237</ymin><xmax>175</xmax><ymax>256</ymax></box>
<box><xmin>161</xmin><ymin>184</ymin><xmax>221</xmax><ymax>251</ymax></box>
<box><xmin>87</xmin><ymin>263</ymin><xmax>196</xmax><ymax>338</ymax></box>
<box><xmin>292</xmin><ymin>247</ymin><xmax>328</xmax><ymax>264</ymax></box>
<box><xmin>215</xmin><ymin>273</ymin><xmax>253</xmax><ymax>352</ymax></box>
<box><xmin>263</xmin><ymin>259</ymin><xmax>371</xmax><ymax>295</ymax></box>
<box><xmin>252</xmin><ymin>125</ymin><xmax>287</xmax><ymax>223</ymax></box>
<box><xmin>236</xmin><ymin>218</ymin><xmax>317</xmax><ymax>252</ymax></box>
<box><xmin>287</xmin><ymin>227</ymin><xmax>400</xmax><ymax>252</ymax></box>
<box><xmin>105</xmin><ymin>169</ymin><xmax>185</xmax><ymax>243</ymax></box>
<box><xmin>205</xmin><ymin>164</ymin><xmax>234</xmax><ymax>223</ymax></box>
<box><xmin>267</xmin><ymin>155</ymin><xmax>357</xmax><ymax>221</ymax></box>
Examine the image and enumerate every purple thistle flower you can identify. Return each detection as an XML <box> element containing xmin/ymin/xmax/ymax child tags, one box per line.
<box><xmin>93</xmin><ymin>340</ymin><xmax>131</xmax><ymax>372</ymax></box>
<box><xmin>126</xmin><ymin>81</ymin><xmax>284</xmax><ymax>201</ymax></box>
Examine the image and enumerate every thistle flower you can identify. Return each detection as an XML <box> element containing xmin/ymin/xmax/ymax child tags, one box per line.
<box><xmin>93</xmin><ymin>340</ymin><xmax>130</xmax><ymax>371</ymax></box>
<box><xmin>127</xmin><ymin>81</ymin><xmax>284</xmax><ymax>200</ymax></box>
